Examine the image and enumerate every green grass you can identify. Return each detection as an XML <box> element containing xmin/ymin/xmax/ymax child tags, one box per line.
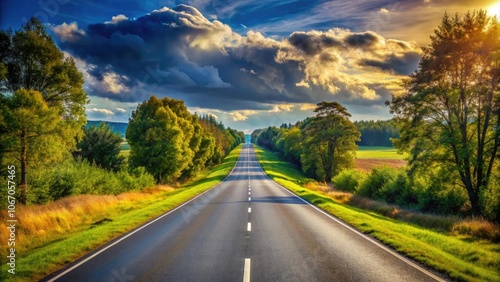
<box><xmin>356</xmin><ymin>146</ymin><xmax>406</xmax><ymax>159</ymax></box>
<box><xmin>254</xmin><ymin>146</ymin><xmax>500</xmax><ymax>282</ymax></box>
<box><xmin>0</xmin><ymin>145</ymin><xmax>243</xmax><ymax>281</ymax></box>
<box><xmin>119</xmin><ymin>142</ymin><xmax>130</xmax><ymax>158</ymax></box>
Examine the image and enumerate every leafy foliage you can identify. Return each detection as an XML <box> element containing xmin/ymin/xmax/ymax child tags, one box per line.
<box><xmin>252</xmin><ymin>101</ymin><xmax>360</xmax><ymax>182</ymax></box>
<box><xmin>388</xmin><ymin>10</ymin><xmax>500</xmax><ymax>216</ymax></box>
<box><xmin>127</xmin><ymin>96</ymin><xmax>244</xmax><ymax>184</ymax></box>
<box><xmin>74</xmin><ymin>122</ymin><xmax>125</xmax><ymax>172</ymax></box>
<box><xmin>27</xmin><ymin>159</ymin><xmax>155</xmax><ymax>204</ymax></box>
<box><xmin>0</xmin><ymin>18</ymin><xmax>88</xmax><ymax>203</ymax></box>
<box><xmin>0</xmin><ymin>89</ymin><xmax>62</xmax><ymax>203</ymax></box>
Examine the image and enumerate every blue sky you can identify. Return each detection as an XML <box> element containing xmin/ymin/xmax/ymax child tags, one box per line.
<box><xmin>1</xmin><ymin>0</ymin><xmax>498</xmax><ymax>133</ymax></box>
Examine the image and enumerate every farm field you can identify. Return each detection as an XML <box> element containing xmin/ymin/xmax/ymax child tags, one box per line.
<box><xmin>355</xmin><ymin>146</ymin><xmax>406</xmax><ymax>172</ymax></box>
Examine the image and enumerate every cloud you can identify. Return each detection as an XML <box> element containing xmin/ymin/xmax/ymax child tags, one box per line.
<box><xmin>51</xmin><ymin>22</ymin><xmax>85</xmax><ymax>42</ymax></box>
<box><xmin>231</xmin><ymin>111</ymin><xmax>249</xmax><ymax>121</ymax></box>
<box><xmin>87</xmin><ymin>108</ymin><xmax>115</xmax><ymax>115</ymax></box>
<box><xmin>270</xmin><ymin>104</ymin><xmax>295</xmax><ymax>112</ymax></box>
<box><xmin>115</xmin><ymin>107</ymin><xmax>127</xmax><ymax>113</ymax></box>
<box><xmin>299</xmin><ymin>103</ymin><xmax>317</xmax><ymax>111</ymax></box>
<box><xmin>53</xmin><ymin>4</ymin><xmax>421</xmax><ymax>116</ymax></box>
<box><xmin>105</xmin><ymin>14</ymin><xmax>129</xmax><ymax>24</ymax></box>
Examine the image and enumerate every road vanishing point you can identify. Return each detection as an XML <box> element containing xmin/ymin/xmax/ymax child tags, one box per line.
<box><xmin>44</xmin><ymin>144</ymin><xmax>445</xmax><ymax>282</ymax></box>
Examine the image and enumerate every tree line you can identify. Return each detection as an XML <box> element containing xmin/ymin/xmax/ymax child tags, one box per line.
<box><xmin>0</xmin><ymin>18</ymin><xmax>243</xmax><ymax>205</ymax></box>
<box><xmin>353</xmin><ymin>120</ymin><xmax>398</xmax><ymax>147</ymax></box>
<box><xmin>126</xmin><ymin>96</ymin><xmax>244</xmax><ymax>183</ymax></box>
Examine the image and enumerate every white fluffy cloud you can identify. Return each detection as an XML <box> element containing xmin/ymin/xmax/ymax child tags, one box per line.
<box><xmin>86</xmin><ymin>108</ymin><xmax>115</xmax><ymax>115</ymax></box>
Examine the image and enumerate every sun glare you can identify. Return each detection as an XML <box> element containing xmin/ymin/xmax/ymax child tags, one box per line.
<box><xmin>488</xmin><ymin>2</ymin><xmax>500</xmax><ymax>19</ymax></box>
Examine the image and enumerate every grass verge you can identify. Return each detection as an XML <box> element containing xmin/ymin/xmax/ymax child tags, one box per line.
<box><xmin>0</xmin><ymin>145</ymin><xmax>242</xmax><ymax>281</ymax></box>
<box><xmin>254</xmin><ymin>146</ymin><xmax>500</xmax><ymax>282</ymax></box>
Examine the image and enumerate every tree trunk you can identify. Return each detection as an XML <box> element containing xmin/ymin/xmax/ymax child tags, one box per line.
<box><xmin>466</xmin><ymin>186</ymin><xmax>481</xmax><ymax>216</ymax></box>
<box><xmin>20</xmin><ymin>133</ymin><xmax>28</xmax><ymax>204</ymax></box>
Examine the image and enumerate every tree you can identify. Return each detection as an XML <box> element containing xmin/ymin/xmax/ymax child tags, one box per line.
<box><xmin>74</xmin><ymin>122</ymin><xmax>125</xmax><ymax>172</ymax></box>
<box><xmin>0</xmin><ymin>17</ymin><xmax>88</xmax><ymax>149</ymax></box>
<box><xmin>301</xmin><ymin>102</ymin><xmax>360</xmax><ymax>181</ymax></box>
<box><xmin>127</xmin><ymin>96</ymin><xmax>192</xmax><ymax>183</ymax></box>
<box><xmin>0</xmin><ymin>18</ymin><xmax>88</xmax><ymax>202</ymax></box>
<box><xmin>0</xmin><ymin>89</ymin><xmax>61</xmax><ymax>203</ymax></box>
<box><xmin>388</xmin><ymin>10</ymin><xmax>500</xmax><ymax>216</ymax></box>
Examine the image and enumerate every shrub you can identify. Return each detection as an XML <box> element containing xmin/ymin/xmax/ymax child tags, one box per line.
<box><xmin>357</xmin><ymin>166</ymin><xmax>397</xmax><ymax>199</ymax></box>
<box><xmin>27</xmin><ymin>159</ymin><xmax>155</xmax><ymax>204</ymax></box>
<box><xmin>379</xmin><ymin>171</ymin><xmax>418</xmax><ymax>207</ymax></box>
<box><xmin>416</xmin><ymin>182</ymin><xmax>467</xmax><ymax>215</ymax></box>
<box><xmin>452</xmin><ymin>218</ymin><xmax>500</xmax><ymax>242</ymax></box>
<box><xmin>332</xmin><ymin>170</ymin><xmax>366</xmax><ymax>192</ymax></box>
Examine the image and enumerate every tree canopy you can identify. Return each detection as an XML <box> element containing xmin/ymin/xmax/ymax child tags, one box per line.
<box><xmin>127</xmin><ymin>96</ymin><xmax>244</xmax><ymax>184</ymax></box>
<box><xmin>74</xmin><ymin>122</ymin><xmax>125</xmax><ymax>172</ymax></box>
<box><xmin>388</xmin><ymin>10</ymin><xmax>500</xmax><ymax>216</ymax></box>
<box><xmin>252</xmin><ymin>101</ymin><xmax>360</xmax><ymax>182</ymax></box>
<box><xmin>0</xmin><ymin>18</ymin><xmax>88</xmax><ymax>203</ymax></box>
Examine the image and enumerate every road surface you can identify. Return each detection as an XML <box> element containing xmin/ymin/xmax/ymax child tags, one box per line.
<box><xmin>44</xmin><ymin>144</ymin><xmax>444</xmax><ymax>282</ymax></box>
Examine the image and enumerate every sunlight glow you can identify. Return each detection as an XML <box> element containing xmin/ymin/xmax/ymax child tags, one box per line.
<box><xmin>488</xmin><ymin>2</ymin><xmax>500</xmax><ymax>19</ymax></box>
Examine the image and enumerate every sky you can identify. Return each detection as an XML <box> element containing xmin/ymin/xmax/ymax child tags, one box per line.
<box><xmin>1</xmin><ymin>0</ymin><xmax>499</xmax><ymax>133</ymax></box>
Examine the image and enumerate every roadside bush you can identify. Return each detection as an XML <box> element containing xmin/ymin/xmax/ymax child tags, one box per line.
<box><xmin>416</xmin><ymin>182</ymin><xmax>467</xmax><ymax>215</ymax></box>
<box><xmin>357</xmin><ymin>166</ymin><xmax>397</xmax><ymax>199</ymax></box>
<box><xmin>379</xmin><ymin>171</ymin><xmax>418</xmax><ymax>207</ymax></box>
<box><xmin>332</xmin><ymin>170</ymin><xmax>365</xmax><ymax>192</ymax></box>
<box><xmin>27</xmin><ymin>160</ymin><xmax>155</xmax><ymax>204</ymax></box>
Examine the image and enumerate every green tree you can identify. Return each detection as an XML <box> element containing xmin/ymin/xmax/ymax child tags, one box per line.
<box><xmin>301</xmin><ymin>101</ymin><xmax>360</xmax><ymax>182</ymax></box>
<box><xmin>75</xmin><ymin>122</ymin><xmax>125</xmax><ymax>172</ymax></box>
<box><xmin>0</xmin><ymin>89</ymin><xmax>61</xmax><ymax>203</ymax></box>
<box><xmin>388</xmin><ymin>10</ymin><xmax>500</xmax><ymax>216</ymax></box>
<box><xmin>0</xmin><ymin>17</ymin><xmax>88</xmax><ymax>149</ymax></box>
<box><xmin>127</xmin><ymin>96</ymin><xmax>192</xmax><ymax>183</ymax></box>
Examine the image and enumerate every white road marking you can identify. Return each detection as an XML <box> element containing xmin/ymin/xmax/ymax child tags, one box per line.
<box><xmin>243</xmin><ymin>258</ymin><xmax>251</xmax><ymax>282</ymax></box>
<box><xmin>248</xmin><ymin>197</ymin><xmax>251</xmax><ymax>201</ymax></box>
<box><xmin>248</xmin><ymin>192</ymin><xmax>251</xmax><ymax>195</ymax></box>
<box><xmin>248</xmin><ymin>207</ymin><xmax>251</xmax><ymax>213</ymax></box>
<box><xmin>247</xmin><ymin>222</ymin><xmax>252</xmax><ymax>232</ymax></box>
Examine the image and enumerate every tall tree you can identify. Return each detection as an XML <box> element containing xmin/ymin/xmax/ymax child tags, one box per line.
<box><xmin>0</xmin><ymin>89</ymin><xmax>61</xmax><ymax>203</ymax></box>
<box><xmin>75</xmin><ymin>122</ymin><xmax>125</xmax><ymax>172</ymax></box>
<box><xmin>302</xmin><ymin>102</ymin><xmax>360</xmax><ymax>181</ymax></box>
<box><xmin>127</xmin><ymin>96</ymin><xmax>195</xmax><ymax>183</ymax></box>
<box><xmin>0</xmin><ymin>17</ymin><xmax>88</xmax><ymax>148</ymax></box>
<box><xmin>388</xmin><ymin>10</ymin><xmax>500</xmax><ymax>215</ymax></box>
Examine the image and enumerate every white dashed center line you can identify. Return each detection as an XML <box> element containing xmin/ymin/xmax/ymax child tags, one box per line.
<box><xmin>243</xmin><ymin>258</ymin><xmax>251</xmax><ymax>282</ymax></box>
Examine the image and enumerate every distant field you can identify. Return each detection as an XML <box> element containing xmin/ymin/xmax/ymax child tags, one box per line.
<box><xmin>119</xmin><ymin>142</ymin><xmax>130</xmax><ymax>158</ymax></box>
<box><xmin>356</xmin><ymin>146</ymin><xmax>406</xmax><ymax>159</ymax></box>
<box><xmin>120</xmin><ymin>142</ymin><xmax>130</xmax><ymax>151</ymax></box>
<box><xmin>355</xmin><ymin>146</ymin><xmax>406</xmax><ymax>172</ymax></box>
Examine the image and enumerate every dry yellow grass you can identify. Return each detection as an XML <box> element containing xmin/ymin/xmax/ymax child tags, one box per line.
<box><xmin>0</xmin><ymin>185</ymin><xmax>174</xmax><ymax>257</ymax></box>
<box><xmin>452</xmin><ymin>218</ymin><xmax>500</xmax><ymax>241</ymax></box>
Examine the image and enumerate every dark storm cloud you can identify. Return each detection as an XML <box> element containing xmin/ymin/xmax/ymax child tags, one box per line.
<box><xmin>361</xmin><ymin>52</ymin><xmax>421</xmax><ymax>75</ymax></box>
<box><xmin>288</xmin><ymin>32</ymin><xmax>342</xmax><ymax>55</ymax></box>
<box><xmin>345</xmin><ymin>31</ymin><xmax>383</xmax><ymax>48</ymax></box>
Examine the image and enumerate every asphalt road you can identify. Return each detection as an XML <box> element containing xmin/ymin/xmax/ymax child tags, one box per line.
<box><xmin>45</xmin><ymin>143</ymin><xmax>445</xmax><ymax>282</ymax></box>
